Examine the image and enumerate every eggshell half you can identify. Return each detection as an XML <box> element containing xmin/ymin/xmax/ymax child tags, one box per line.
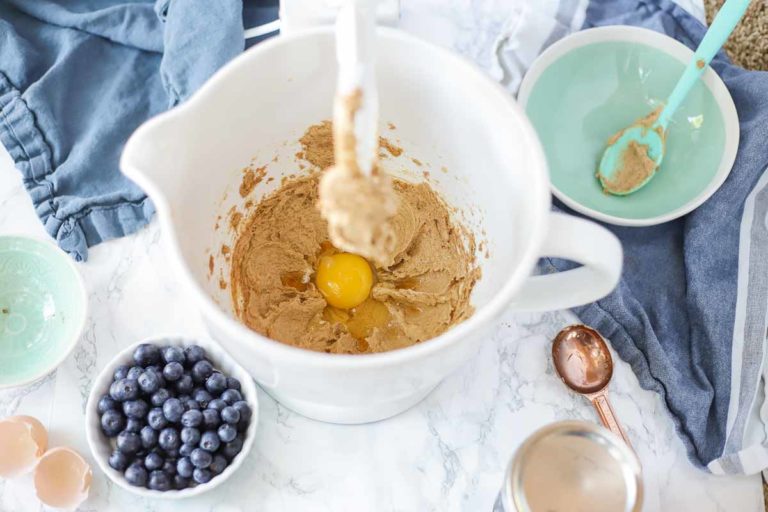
<box><xmin>0</xmin><ymin>415</ymin><xmax>48</xmax><ymax>478</ymax></box>
<box><xmin>34</xmin><ymin>447</ymin><xmax>92</xmax><ymax>510</ymax></box>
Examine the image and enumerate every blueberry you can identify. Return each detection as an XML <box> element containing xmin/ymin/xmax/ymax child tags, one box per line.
<box><xmin>179</xmin><ymin>443</ymin><xmax>195</xmax><ymax>457</ymax></box>
<box><xmin>126</xmin><ymin>366</ymin><xmax>143</xmax><ymax>381</ymax></box>
<box><xmin>150</xmin><ymin>388</ymin><xmax>172</xmax><ymax>407</ymax></box>
<box><xmin>148</xmin><ymin>470</ymin><xmax>171</xmax><ymax>491</ymax></box>
<box><xmin>113</xmin><ymin>365</ymin><xmax>129</xmax><ymax>381</ymax></box>
<box><xmin>163</xmin><ymin>362</ymin><xmax>184</xmax><ymax>382</ymax></box>
<box><xmin>190</xmin><ymin>448</ymin><xmax>212</xmax><ymax>469</ymax></box>
<box><xmin>123</xmin><ymin>399</ymin><xmax>149</xmax><ymax>419</ymax></box>
<box><xmin>158</xmin><ymin>427</ymin><xmax>181</xmax><ymax>452</ymax></box>
<box><xmin>133</xmin><ymin>343</ymin><xmax>161</xmax><ymax>366</ymax></box>
<box><xmin>218</xmin><ymin>423</ymin><xmax>237</xmax><ymax>443</ymax></box>
<box><xmin>173</xmin><ymin>474</ymin><xmax>190</xmax><ymax>490</ymax></box>
<box><xmin>232</xmin><ymin>401</ymin><xmax>252</xmax><ymax>426</ymax></box>
<box><xmin>125</xmin><ymin>464</ymin><xmax>148</xmax><ymax>487</ymax></box>
<box><xmin>125</xmin><ymin>418</ymin><xmax>143</xmax><ymax>433</ymax></box>
<box><xmin>164</xmin><ymin>448</ymin><xmax>180</xmax><ymax>459</ymax></box>
<box><xmin>148</xmin><ymin>366</ymin><xmax>166</xmax><ymax>387</ymax></box>
<box><xmin>97</xmin><ymin>395</ymin><xmax>117</xmax><ymax>414</ymax></box>
<box><xmin>177</xmin><ymin>394</ymin><xmax>191</xmax><ymax>404</ymax></box>
<box><xmin>175</xmin><ymin>374</ymin><xmax>194</xmax><ymax>394</ymax></box>
<box><xmin>100</xmin><ymin>409</ymin><xmax>125</xmax><ymax>437</ymax></box>
<box><xmin>137</xmin><ymin>371</ymin><xmax>161</xmax><ymax>394</ymax></box>
<box><xmin>140</xmin><ymin>425</ymin><xmax>158</xmax><ymax>449</ymax></box>
<box><xmin>191</xmin><ymin>360</ymin><xmax>214</xmax><ymax>384</ymax></box>
<box><xmin>199</xmin><ymin>430</ymin><xmax>221</xmax><ymax>452</ymax></box>
<box><xmin>163</xmin><ymin>346</ymin><xmax>185</xmax><ymax>365</ymax></box>
<box><xmin>205</xmin><ymin>372</ymin><xmax>227</xmax><ymax>395</ymax></box>
<box><xmin>181</xmin><ymin>409</ymin><xmax>203</xmax><ymax>428</ymax></box>
<box><xmin>193</xmin><ymin>467</ymin><xmax>212</xmax><ymax>485</ymax></box>
<box><xmin>221</xmin><ymin>406</ymin><xmax>240</xmax><ymax>425</ymax></box>
<box><xmin>184</xmin><ymin>345</ymin><xmax>206</xmax><ymax>366</ymax></box>
<box><xmin>222</xmin><ymin>435</ymin><xmax>244</xmax><ymax>460</ymax></box>
<box><xmin>226</xmin><ymin>377</ymin><xmax>241</xmax><ymax>392</ymax></box>
<box><xmin>209</xmin><ymin>454</ymin><xmax>227</xmax><ymax>476</ymax></box>
<box><xmin>163</xmin><ymin>460</ymin><xmax>177</xmax><ymax>475</ymax></box>
<box><xmin>207</xmin><ymin>398</ymin><xmax>226</xmax><ymax>412</ymax></box>
<box><xmin>184</xmin><ymin>400</ymin><xmax>201</xmax><ymax>411</ymax></box>
<box><xmin>108</xmin><ymin>450</ymin><xmax>129</xmax><ymax>471</ymax></box>
<box><xmin>148</xmin><ymin>407</ymin><xmax>168</xmax><ymax>430</ymax></box>
<box><xmin>163</xmin><ymin>398</ymin><xmax>184</xmax><ymax>423</ymax></box>
<box><xmin>220</xmin><ymin>389</ymin><xmax>242</xmax><ymax>405</ymax></box>
<box><xmin>144</xmin><ymin>451</ymin><xmax>164</xmax><ymax>471</ymax></box>
<box><xmin>116</xmin><ymin>431</ymin><xmax>141</xmax><ymax>455</ymax></box>
<box><xmin>181</xmin><ymin>426</ymin><xmax>201</xmax><ymax>445</ymax></box>
<box><xmin>192</xmin><ymin>388</ymin><xmax>213</xmax><ymax>407</ymax></box>
<box><xmin>109</xmin><ymin>378</ymin><xmax>139</xmax><ymax>402</ymax></box>
<box><xmin>202</xmin><ymin>409</ymin><xmax>220</xmax><ymax>429</ymax></box>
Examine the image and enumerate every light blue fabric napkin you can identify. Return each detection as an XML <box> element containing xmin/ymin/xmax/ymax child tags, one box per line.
<box><xmin>0</xmin><ymin>0</ymin><xmax>276</xmax><ymax>261</ymax></box>
<box><xmin>541</xmin><ymin>0</ymin><xmax>768</xmax><ymax>474</ymax></box>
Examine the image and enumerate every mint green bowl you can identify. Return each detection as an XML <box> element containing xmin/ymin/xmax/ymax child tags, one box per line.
<box><xmin>0</xmin><ymin>236</ymin><xmax>87</xmax><ymax>388</ymax></box>
<box><xmin>518</xmin><ymin>26</ymin><xmax>739</xmax><ymax>226</ymax></box>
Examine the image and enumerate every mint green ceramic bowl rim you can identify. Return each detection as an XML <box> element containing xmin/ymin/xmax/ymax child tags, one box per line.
<box><xmin>0</xmin><ymin>234</ymin><xmax>87</xmax><ymax>389</ymax></box>
<box><xmin>518</xmin><ymin>26</ymin><xmax>739</xmax><ymax>227</ymax></box>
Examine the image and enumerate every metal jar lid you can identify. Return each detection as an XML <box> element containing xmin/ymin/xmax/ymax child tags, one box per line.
<box><xmin>499</xmin><ymin>421</ymin><xmax>643</xmax><ymax>512</ymax></box>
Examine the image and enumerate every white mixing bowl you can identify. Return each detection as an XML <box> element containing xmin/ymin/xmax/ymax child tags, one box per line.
<box><xmin>121</xmin><ymin>27</ymin><xmax>622</xmax><ymax>424</ymax></box>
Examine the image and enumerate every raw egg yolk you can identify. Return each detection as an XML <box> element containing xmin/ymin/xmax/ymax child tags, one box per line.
<box><xmin>316</xmin><ymin>253</ymin><xmax>373</xmax><ymax>309</ymax></box>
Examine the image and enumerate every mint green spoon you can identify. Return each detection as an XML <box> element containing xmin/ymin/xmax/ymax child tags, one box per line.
<box><xmin>597</xmin><ymin>0</ymin><xmax>751</xmax><ymax>196</ymax></box>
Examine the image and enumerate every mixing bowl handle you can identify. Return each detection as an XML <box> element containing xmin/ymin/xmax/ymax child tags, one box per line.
<box><xmin>509</xmin><ymin>213</ymin><xmax>622</xmax><ymax>311</ymax></box>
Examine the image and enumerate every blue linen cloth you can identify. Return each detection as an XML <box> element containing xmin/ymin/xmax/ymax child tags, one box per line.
<box><xmin>541</xmin><ymin>0</ymin><xmax>768</xmax><ymax>474</ymax></box>
<box><xmin>0</xmin><ymin>0</ymin><xmax>276</xmax><ymax>261</ymax></box>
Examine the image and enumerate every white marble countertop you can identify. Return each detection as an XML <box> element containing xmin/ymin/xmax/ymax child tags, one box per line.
<box><xmin>0</xmin><ymin>1</ymin><xmax>764</xmax><ymax>510</ymax></box>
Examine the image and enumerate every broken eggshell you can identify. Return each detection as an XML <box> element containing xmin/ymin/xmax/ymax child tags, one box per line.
<box><xmin>34</xmin><ymin>447</ymin><xmax>92</xmax><ymax>510</ymax></box>
<box><xmin>0</xmin><ymin>415</ymin><xmax>48</xmax><ymax>478</ymax></box>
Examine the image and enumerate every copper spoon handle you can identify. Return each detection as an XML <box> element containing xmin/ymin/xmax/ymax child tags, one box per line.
<box><xmin>590</xmin><ymin>392</ymin><xmax>633</xmax><ymax>450</ymax></box>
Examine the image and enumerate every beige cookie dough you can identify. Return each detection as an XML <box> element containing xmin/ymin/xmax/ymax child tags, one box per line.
<box><xmin>230</xmin><ymin>167</ymin><xmax>479</xmax><ymax>355</ymax></box>
<box><xmin>599</xmin><ymin>106</ymin><xmax>664</xmax><ymax>194</ymax></box>
<box><xmin>600</xmin><ymin>140</ymin><xmax>657</xmax><ymax>194</ymax></box>
<box><xmin>317</xmin><ymin>90</ymin><xmax>400</xmax><ymax>267</ymax></box>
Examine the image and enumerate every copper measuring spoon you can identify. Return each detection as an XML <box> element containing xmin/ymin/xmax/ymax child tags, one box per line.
<box><xmin>552</xmin><ymin>324</ymin><xmax>633</xmax><ymax>449</ymax></box>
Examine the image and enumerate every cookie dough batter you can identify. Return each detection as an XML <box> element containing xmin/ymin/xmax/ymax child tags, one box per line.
<box><xmin>230</xmin><ymin>160</ymin><xmax>479</xmax><ymax>355</ymax></box>
<box><xmin>600</xmin><ymin>140</ymin><xmax>657</xmax><ymax>195</ymax></box>
<box><xmin>598</xmin><ymin>106</ymin><xmax>665</xmax><ymax>195</ymax></box>
<box><xmin>318</xmin><ymin>90</ymin><xmax>400</xmax><ymax>267</ymax></box>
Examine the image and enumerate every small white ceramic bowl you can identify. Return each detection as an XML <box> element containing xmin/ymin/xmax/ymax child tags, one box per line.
<box><xmin>518</xmin><ymin>26</ymin><xmax>739</xmax><ymax>227</ymax></box>
<box><xmin>85</xmin><ymin>335</ymin><xmax>258</xmax><ymax>498</ymax></box>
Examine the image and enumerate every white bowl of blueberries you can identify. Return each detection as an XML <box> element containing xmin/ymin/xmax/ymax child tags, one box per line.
<box><xmin>85</xmin><ymin>335</ymin><xmax>258</xmax><ymax>497</ymax></box>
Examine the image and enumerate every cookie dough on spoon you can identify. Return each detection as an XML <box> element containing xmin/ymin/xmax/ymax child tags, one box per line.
<box><xmin>318</xmin><ymin>90</ymin><xmax>399</xmax><ymax>267</ymax></box>
<box><xmin>597</xmin><ymin>0</ymin><xmax>750</xmax><ymax>195</ymax></box>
